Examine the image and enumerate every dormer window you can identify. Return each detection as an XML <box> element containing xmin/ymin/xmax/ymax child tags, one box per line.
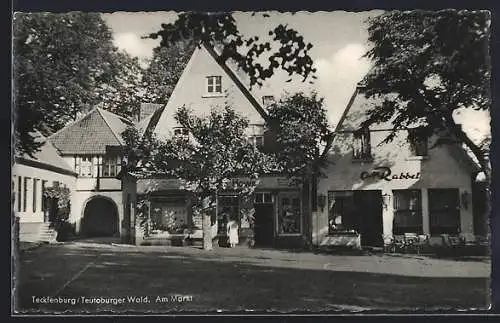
<box><xmin>352</xmin><ymin>128</ymin><xmax>372</xmax><ymax>160</ymax></box>
<box><xmin>206</xmin><ymin>76</ymin><xmax>222</xmax><ymax>94</ymax></box>
<box><xmin>408</xmin><ymin>128</ymin><xmax>428</xmax><ymax>157</ymax></box>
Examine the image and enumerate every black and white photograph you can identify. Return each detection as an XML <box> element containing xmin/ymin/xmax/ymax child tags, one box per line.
<box><xmin>11</xmin><ymin>9</ymin><xmax>492</xmax><ymax>314</ymax></box>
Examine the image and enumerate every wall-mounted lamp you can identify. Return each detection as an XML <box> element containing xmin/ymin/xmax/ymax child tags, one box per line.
<box><xmin>382</xmin><ymin>193</ymin><xmax>391</xmax><ymax>210</ymax></box>
<box><xmin>461</xmin><ymin>191</ymin><xmax>470</xmax><ymax>210</ymax></box>
<box><xmin>317</xmin><ymin>194</ymin><xmax>327</xmax><ymax>212</ymax></box>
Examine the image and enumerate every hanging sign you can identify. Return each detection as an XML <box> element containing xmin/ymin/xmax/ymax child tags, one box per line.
<box><xmin>360</xmin><ymin>166</ymin><xmax>420</xmax><ymax>182</ymax></box>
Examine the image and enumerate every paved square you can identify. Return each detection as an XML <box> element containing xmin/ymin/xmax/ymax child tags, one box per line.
<box><xmin>14</xmin><ymin>242</ymin><xmax>491</xmax><ymax>313</ymax></box>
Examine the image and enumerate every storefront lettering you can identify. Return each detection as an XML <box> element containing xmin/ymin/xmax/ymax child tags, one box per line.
<box><xmin>360</xmin><ymin>167</ymin><xmax>420</xmax><ymax>181</ymax></box>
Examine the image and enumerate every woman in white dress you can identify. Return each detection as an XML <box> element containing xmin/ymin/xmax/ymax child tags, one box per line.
<box><xmin>226</xmin><ymin>217</ymin><xmax>239</xmax><ymax>248</ymax></box>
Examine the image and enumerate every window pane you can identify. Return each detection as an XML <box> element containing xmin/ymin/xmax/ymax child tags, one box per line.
<box><xmin>215</xmin><ymin>76</ymin><xmax>222</xmax><ymax>85</ymax></box>
<box><xmin>429</xmin><ymin>189</ymin><xmax>460</xmax><ymax>235</ymax></box>
<box><xmin>393</xmin><ymin>190</ymin><xmax>423</xmax><ymax>234</ymax></box>
<box><xmin>215</xmin><ymin>85</ymin><xmax>222</xmax><ymax>93</ymax></box>
<box><xmin>255</xmin><ymin>136</ymin><xmax>264</xmax><ymax>147</ymax></box>
<box><xmin>17</xmin><ymin>176</ymin><xmax>22</xmax><ymax>212</ymax></box>
<box><xmin>33</xmin><ymin>179</ymin><xmax>38</xmax><ymax>212</ymax></box>
<box><xmin>278</xmin><ymin>194</ymin><xmax>301</xmax><ymax>234</ymax></box>
<box><xmin>264</xmin><ymin>193</ymin><xmax>272</xmax><ymax>204</ymax></box>
<box><xmin>41</xmin><ymin>180</ymin><xmax>47</xmax><ymax>212</ymax></box>
<box><xmin>23</xmin><ymin>178</ymin><xmax>29</xmax><ymax>212</ymax></box>
<box><xmin>207</xmin><ymin>77</ymin><xmax>214</xmax><ymax>85</ymax></box>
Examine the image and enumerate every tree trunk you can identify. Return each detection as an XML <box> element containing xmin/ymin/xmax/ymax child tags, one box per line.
<box><xmin>202</xmin><ymin>212</ymin><xmax>213</xmax><ymax>250</ymax></box>
<box><xmin>200</xmin><ymin>196</ymin><xmax>213</xmax><ymax>251</ymax></box>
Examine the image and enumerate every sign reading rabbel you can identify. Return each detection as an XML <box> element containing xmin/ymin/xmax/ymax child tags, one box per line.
<box><xmin>360</xmin><ymin>166</ymin><xmax>420</xmax><ymax>181</ymax></box>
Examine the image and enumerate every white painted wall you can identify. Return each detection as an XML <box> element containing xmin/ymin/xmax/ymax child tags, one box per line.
<box><xmin>153</xmin><ymin>45</ymin><xmax>266</xmax><ymax>140</ymax></box>
<box><xmin>12</xmin><ymin>163</ymin><xmax>76</xmax><ymax>223</ymax></box>
<box><xmin>313</xmin><ymin>130</ymin><xmax>475</xmax><ymax>245</ymax></box>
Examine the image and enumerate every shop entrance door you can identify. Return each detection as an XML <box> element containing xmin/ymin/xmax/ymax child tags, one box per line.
<box><xmin>253</xmin><ymin>192</ymin><xmax>274</xmax><ymax>247</ymax></box>
<box><xmin>353</xmin><ymin>190</ymin><xmax>384</xmax><ymax>247</ymax></box>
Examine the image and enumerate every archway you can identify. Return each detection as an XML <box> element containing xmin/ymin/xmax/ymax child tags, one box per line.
<box><xmin>82</xmin><ymin>197</ymin><xmax>119</xmax><ymax>237</ymax></box>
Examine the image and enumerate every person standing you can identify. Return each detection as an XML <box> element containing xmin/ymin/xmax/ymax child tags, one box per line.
<box><xmin>227</xmin><ymin>216</ymin><xmax>239</xmax><ymax>248</ymax></box>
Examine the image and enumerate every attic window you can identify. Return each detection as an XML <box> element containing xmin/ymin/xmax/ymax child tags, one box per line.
<box><xmin>206</xmin><ymin>76</ymin><xmax>222</xmax><ymax>94</ymax></box>
<box><xmin>173</xmin><ymin>127</ymin><xmax>189</xmax><ymax>138</ymax></box>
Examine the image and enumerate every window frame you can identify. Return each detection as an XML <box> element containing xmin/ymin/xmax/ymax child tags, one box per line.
<box><xmin>327</xmin><ymin>191</ymin><xmax>357</xmax><ymax>235</ymax></box>
<box><xmin>102</xmin><ymin>156</ymin><xmax>120</xmax><ymax>178</ymax></box>
<box><xmin>277</xmin><ymin>192</ymin><xmax>302</xmax><ymax>236</ymax></box>
<box><xmin>79</xmin><ymin>156</ymin><xmax>94</xmax><ymax>178</ymax></box>
<box><xmin>23</xmin><ymin>177</ymin><xmax>29</xmax><ymax>212</ymax></box>
<box><xmin>33</xmin><ymin>178</ymin><xmax>39</xmax><ymax>212</ymax></box>
<box><xmin>408</xmin><ymin>129</ymin><xmax>428</xmax><ymax>157</ymax></box>
<box><xmin>392</xmin><ymin>189</ymin><xmax>423</xmax><ymax>235</ymax></box>
<box><xmin>205</xmin><ymin>75</ymin><xmax>223</xmax><ymax>96</ymax></box>
<box><xmin>352</xmin><ymin>128</ymin><xmax>372</xmax><ymax>160</ymax></box>
<box><xmin>428</xmin><ymin>188</ymin><xmax>461</xmax><ymax>235</ymax></box>
<box><xmin>17</xmin><ymin>176</ymin><xmax>22</xmax><ymax>212</ymax></box>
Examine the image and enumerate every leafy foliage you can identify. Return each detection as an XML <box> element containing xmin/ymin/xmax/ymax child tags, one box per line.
<box><xmin>121</xmin><ymin>126</ymin><xmax>161</xmax><ymax>176</ymax></box>
<box><xmin>267</xmin><ymin>92</ymin><xmax>332</xmax><ymax>180</ymax></box>
<box><xmin>151</xmin><ymin>105</ymin><xmax>276</xmax><ymax>199</ymax></box>
<box><xmin>13</xmin><ymin>13</ymin><xmax>144</xmax><ymax>156</ymax></box>
<box><xmin>43</xmin><ymin>183</ymin><xmax>71</xmax><ymax>221</ymax></box>
<box><xmin>362</xmin><ymin>10</ymin><xmax>491</xmax><ymax>179</ymax></box>
<box><xmin>147</xmin><ymin>12</ymin><xmax>317</xmax><ymax>88</ymax></box>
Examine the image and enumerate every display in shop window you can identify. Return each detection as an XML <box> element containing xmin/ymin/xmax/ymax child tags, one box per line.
<box><xmin>278</xmin><ymin>196</ymin><xmax>300</xmax><ymax>234</ymax></box>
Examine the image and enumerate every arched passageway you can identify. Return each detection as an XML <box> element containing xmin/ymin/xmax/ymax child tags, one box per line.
<box><xmin>82</xmin><ymin>197</ymin><xmax>119</xmax><ymax>237</ymax></box>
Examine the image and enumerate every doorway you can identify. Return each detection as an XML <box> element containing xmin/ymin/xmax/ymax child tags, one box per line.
<box><xmin>353</xmin><ymin>190</ymin><xmax>384</xmax><ymax>247</ymax></box>
<box><xmin>82</xmin><ymin>197</ymin><xmax>119</xmax><ymax>237</ymax></box>
<box><xmin>253</xmin><ymin>192</ymin><xmax>274</xmax><ymax>247</ymax></box>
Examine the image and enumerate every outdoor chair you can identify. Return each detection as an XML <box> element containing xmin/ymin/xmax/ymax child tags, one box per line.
<box><xmin>403</xmin><ymin>233</ymin><xmax>420</xmax><ymax>254</ymax></box>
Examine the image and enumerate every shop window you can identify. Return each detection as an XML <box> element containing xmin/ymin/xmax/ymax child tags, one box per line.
<box><xmin>409</xmin><ymin>129</ymin><xmax>428</xmax><ymax>157</ymax></box>
<box><xmin>352</xmin><ymin>128</ymin><xmax>372</xmax><ymax>160</ymax></box>
<box><xmin>429</xmin><ymin>189</ymin><xmax>460</xmax><ymax>235</ymax></box>
<box><xmin>393</xmin><ymin>190</ymin><xmax>423</xmax><ymax>234</ymax></box>
<box><xmin>277</xmin><ymin>193</ymin><xmax>301</xmax><ymax>235</ymax></box>
<box><xmin>102</xmin><ymin>156</ymin><xmax>120</xmax><ymax>177</ymax></box>
<box><xmin>327</xmin><ymin>191</ymin><xmax>357</xmax><ymax>234</ymax></box>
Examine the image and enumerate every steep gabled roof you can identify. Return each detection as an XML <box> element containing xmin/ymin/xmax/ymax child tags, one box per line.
<box><xmin>16</xmin><ymin>131</ymin><xmax>76</xmax><ymax>176</ymax></box>
<box><xmin>333</xmin><ymin>84</ymin><xmax>482</xmax><ymax>174</ymax></box>
<box><xmin>136</xmin><ymin>104</ymin><xmax>167</xmax><ymax>137</ymax></box>
<box><xmin>49</xmin><ymin>108</ymin><xmax>133</xmax><ymax>155</ymax></box>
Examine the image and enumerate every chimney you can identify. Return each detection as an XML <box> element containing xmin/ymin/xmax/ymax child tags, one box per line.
<box><xmin>262</xmin><ymin>95</ymin><xmax>276</xmax><ymax>108</ymax></box>
<box><xmin>138</xmin><ymin>103</ymin><xmax>163</xmax><ymax>122</ymax></box>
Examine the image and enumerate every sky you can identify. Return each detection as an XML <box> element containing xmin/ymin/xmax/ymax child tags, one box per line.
<box><xmin>101</xmin><ymin>11</ymin><xmax>490</xmax><ymax>143</ymax></box>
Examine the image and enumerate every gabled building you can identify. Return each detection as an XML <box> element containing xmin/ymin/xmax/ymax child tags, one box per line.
<box><xmin>313</xmin><ymin>85</ymin><xmax>482</xmax><ymax>248</ymax></box>
<box><xmin>12</xmin><ymin>132</ymin><xmax>77</xmax><ymax>242</ymax></box>
<box><xmin>48</xmin><ymin>107</ymin><xmax>139</xmax><ymax>242</ymax></box>
<box><xmin>138</xmin><ymin>42</ymin><xmax>310</xmax><ymax>248</ymax></box>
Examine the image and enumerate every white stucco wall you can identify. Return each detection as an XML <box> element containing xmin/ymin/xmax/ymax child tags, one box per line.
<box><xmin>12</xmin><ymin>163</ymin><xmax>77</xmax><ymax>223</ymax></box>
<box><xmin>313</xmin><ymin>130</ymin><xmax>475</xmax><ymax>246</ymax></box>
